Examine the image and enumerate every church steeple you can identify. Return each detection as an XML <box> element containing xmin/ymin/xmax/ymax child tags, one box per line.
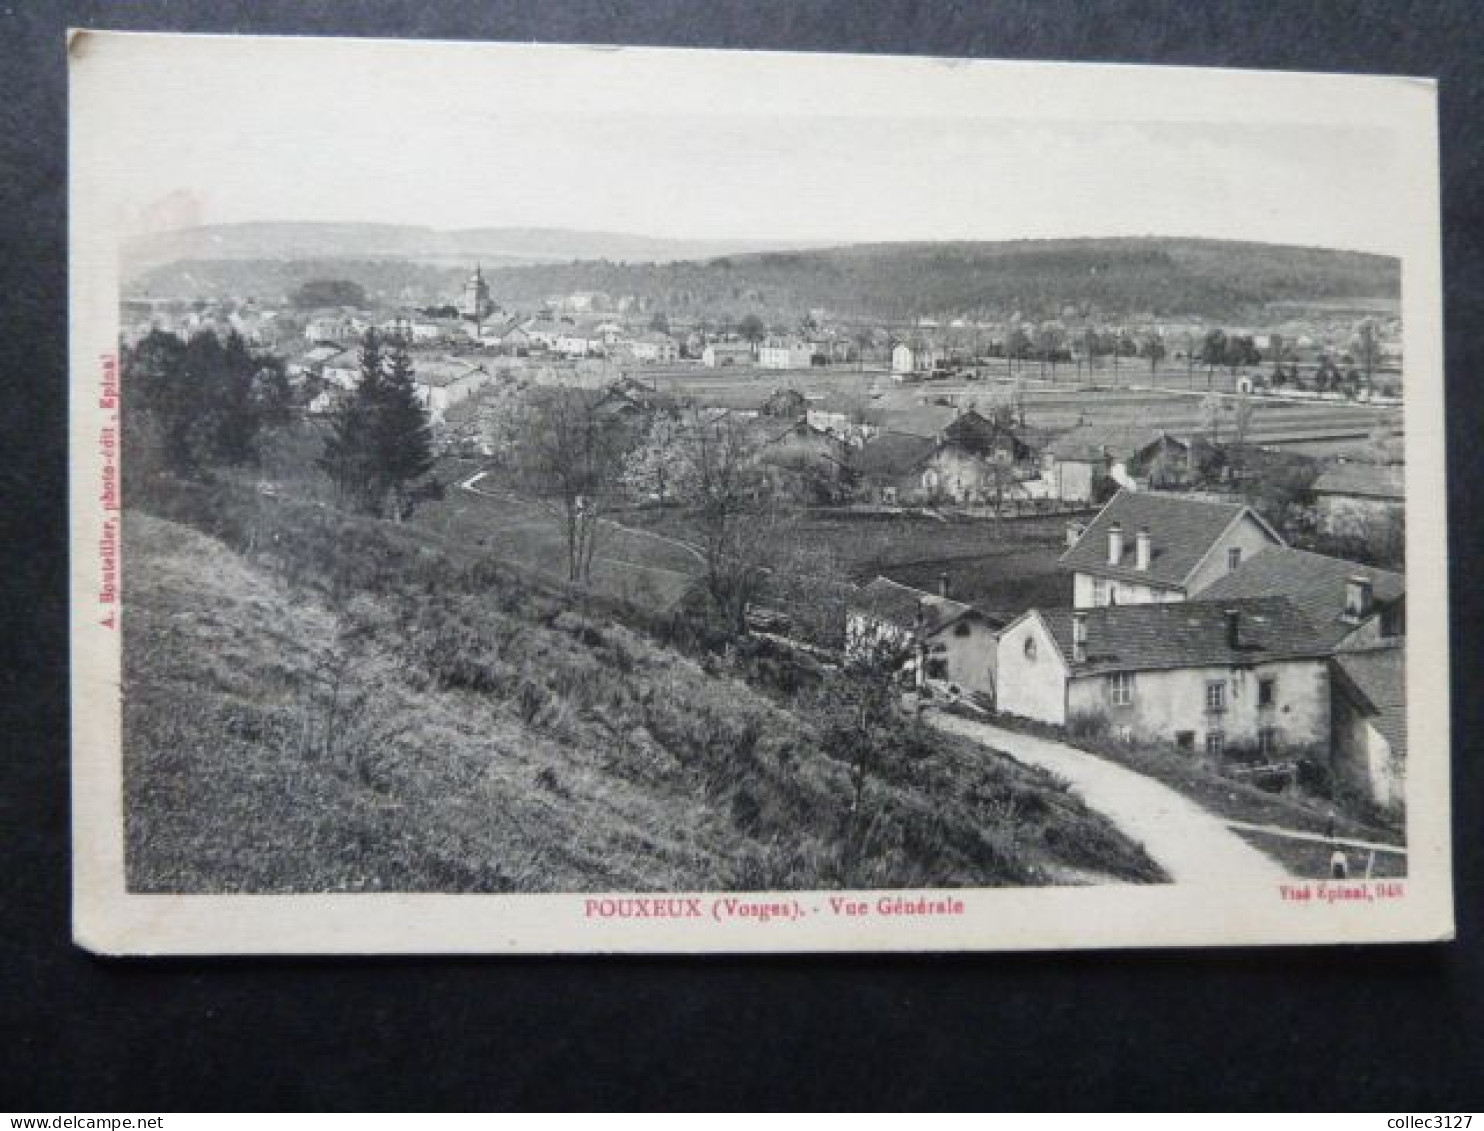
<box><xmin>459</xmin><ymin>263</ymin><xmax>494</xmax><ymax>330</ymax></box>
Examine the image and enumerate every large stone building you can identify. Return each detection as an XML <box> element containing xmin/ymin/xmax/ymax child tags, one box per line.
<box><xmin>995</xmin><ymin>597</ymin><xmax>1333</xmax><ymax>758</ymax></box>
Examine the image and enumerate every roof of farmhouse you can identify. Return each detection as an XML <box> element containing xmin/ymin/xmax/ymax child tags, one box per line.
<box><xmin>1034</xmin><ymin>596</ymin><xmax>1332</xmax><ymax>677</ymax></box>
<box><xmin>851</xmin><ymin>576</ymin><xmax>992</xmax><ymax>635</ymax></box>
<box><xmin>1046</xmin><ymin>422</ymin><xmax>1192</xmax><ymax>461</ymax></box>
<box><xmin>852</xmin><ymin>431</ymin><xmax>938</xmax><ymax>478</ymax></box>
<box><xmin>1060</xmin><ymin>489</ymin><xmax>1280</xmax><ymax>589</ymax></box>
<box><xmin>414</xmin><ymin>357</ymin><xmax>489</xmax><ymax>387</ymax></box>
<box><xmin>1196</xmin><ymin>546</ymin><xmax>1404</xmax><ymax>647</ymax></box>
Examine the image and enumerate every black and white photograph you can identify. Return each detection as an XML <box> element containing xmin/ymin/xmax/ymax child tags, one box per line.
<box><xmin>68</xmin><ymin>32</ymin><xmax>1451</xmax><ymax>952</ymax></box>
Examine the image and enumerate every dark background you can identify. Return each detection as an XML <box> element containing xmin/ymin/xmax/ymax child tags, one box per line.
<box><xmin>2</xmin><ymin>1</ymin><xmax>1481</xmax><ymax>1111</ymax></box>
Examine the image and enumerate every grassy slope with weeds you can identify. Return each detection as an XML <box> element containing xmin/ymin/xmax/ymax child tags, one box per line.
<box><xmin>124</xmin><ymin>483</ymin><xmax>1164</xmax><ymax>892</ymax></box>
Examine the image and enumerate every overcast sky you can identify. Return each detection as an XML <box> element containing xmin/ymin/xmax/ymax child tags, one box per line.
<box><xmin>77</xmin><ymin>34</ymin><xmax>1421</xmax><ymax>256</ymax></box>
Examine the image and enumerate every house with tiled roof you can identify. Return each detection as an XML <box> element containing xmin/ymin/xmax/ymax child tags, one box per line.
<box><xmin>846</xmin><ymin>576</ymin><xmax>1004</xmax><ymax>699</ymax></box>
<box><xmin>1194</xmin><ymin>546</ymin><xmax>1404</xmax><ymax>650</ymax></box>
<box><xmin>1061</xmin><ymin>489</ymin><xmax>1285</xmax><ymax>609</ymax></box>
<box><xmin>911</xmin><ymin>410</ymin><xmax>1037</xmax><ymax>505</ymax></box>
<box><xmin>555</xmin><ymin>321</ymin><xmax>608</xmax><ymax>358</ymax></box>
<box><xmin>480</xmin><ymin>319</ymin><xmax>533</xmax><ymax>353</ymax></box>
<box><xmin>1330</xmin><ymin>648</ymin><xmax>1406</xmax><ymax>810</ymax></box>
<box><xmin>995</xmin><ymin>597</ymin><xmax>1332</xmax><ymax>757</ymax></box>
<box><xmin>849</xmin><ymin>432</ymin><xmax>938</xmax><ymax>504</ymax></box>
<box><xmin>624</xmin><ymin>331</ymin><xmax>678</xmax><ymax>364</ymax></box>
<box><xmin>412</xmin><ymin>356</ymin><xmax>494</xmax><ymax>420</ymax></box>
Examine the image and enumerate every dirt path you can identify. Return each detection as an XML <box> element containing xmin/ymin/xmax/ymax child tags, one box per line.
<box><xmin>930</xmin><ymin>713</ymin><xmax>1289</xmax><ymax>884</ymax></box>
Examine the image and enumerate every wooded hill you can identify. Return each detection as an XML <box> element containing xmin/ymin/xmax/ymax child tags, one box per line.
<box><xmin>127</xmin><ymin>236</ymin><xmax>1398</xmax><ymax>324</ymax></box>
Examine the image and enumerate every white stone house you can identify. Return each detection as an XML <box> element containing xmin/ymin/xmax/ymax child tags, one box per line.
<box><xmin>757</xmin><ymin>337</ymin><xmax>815</xmax><ymax>370</ymax></box>
<box><xmin>702</xmin><ymin>341</ymin><xmax>755</xmax><ymax>368</ymax></box>
<box><xmin>995</xmin><ymin>598</ymin><xmax>1332</xmax><ymax>758</ymax></box>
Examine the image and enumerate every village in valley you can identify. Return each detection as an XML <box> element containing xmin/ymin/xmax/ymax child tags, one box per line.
<box><xmin>118</xmin><ymin>233</ymin><xmax>1410</xmax><ymax>892</ymax></box>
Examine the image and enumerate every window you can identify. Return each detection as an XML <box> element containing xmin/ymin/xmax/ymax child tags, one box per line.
<box><xmin>1108</xmin><ymin>672</ymin><xmax>1134</xmax><ymax>706</ymax></box>
<box><xmin>1091</xmin><ymin>579</ymin><xmax>1105</xmax><ymax>606</ymax></box>
<box><xmin>1227</xmin><ymin>547</ymin><xmax>1242</xmax><ymax>572</ymax></box>
<box><xmin>1258</xmin><ymin>728</ymin><xmax>1279</xmax><ymax>757</ymax></box>
<box><xmin>1023</xmin><ymin>636</ymin><xmax>1037</xmax><ymax>660</ymax></box>
<box><xmin>1175</xmin><ymin>731</ymin><xmax>1196</xmax><ymax>752</ymax></box>
<box><xmin>1205</xmin><ymin>730</ymin><xmax>1225</xmax><ymax>758</ymax></box>
<box><xmin>1258</xmin><ymin>678</ymin><xmax>1276</xmax><ymax>708</ymax></box>
<box><xmin>953</xmin><ymin>621</ymin><xmax>973</xmax><ymax>638</ymax></box>
<box><xmin>1205</xmin><ymin>680</ymin><xmax>1227</xmax><ymax>713</ymax></box>
<box><xmin>925</xmin><ymin>659</ymin><xmax>948</xmax><ymax>680</ymax></box>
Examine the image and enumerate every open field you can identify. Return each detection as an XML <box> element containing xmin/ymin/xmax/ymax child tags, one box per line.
<box><xmin>622</xmin><ymin>507</ymin><xmax>1072</xmax><ymax>617</ymax></box>
<box><xmin>619</xmin><ymin>361</ymin><xmax>1400</xmax><ymax>459</ymax></box>
<box><xmin>412</xmin><ymin>460</ymin><xmax>703</xmax><ymax>612</ymax></box>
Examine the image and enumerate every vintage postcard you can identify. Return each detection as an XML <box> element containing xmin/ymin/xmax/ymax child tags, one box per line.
<box><xmin>69</xmin><ymin>31</ymin><xmax>1452</xmax><ymax>953</ymax></box>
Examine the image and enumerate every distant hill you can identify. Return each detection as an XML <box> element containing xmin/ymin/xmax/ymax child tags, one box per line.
<box><xmin>123</xmin><ymin>222</ymin><xmax>835</xmax><ymax>274</ymax></box>
<box><xmin>126</xmin><ymin>234</ymin><xmax>1399</xmax><ymax>324</ymax></box>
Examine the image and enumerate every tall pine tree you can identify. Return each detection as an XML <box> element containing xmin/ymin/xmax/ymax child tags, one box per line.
<box><xmin>375</xmin><ymin>333</ymin><xmax>434</xmax><ymax>521</ymax></box>
<box><xmin>318</xmin><ymin>328</ymin><xmax>387</xmax><ymax>514</ymax></box>
<box><xmin>317</xmin><ymin>328</ymin><xmax>435</xmax><ymax>519</ymax></box>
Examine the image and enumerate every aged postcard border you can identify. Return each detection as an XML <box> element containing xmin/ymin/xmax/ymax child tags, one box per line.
<box><xmin>69</xmin><ymin>32</ymin><xmax>1452</xmax><ymax>953</ymax></box>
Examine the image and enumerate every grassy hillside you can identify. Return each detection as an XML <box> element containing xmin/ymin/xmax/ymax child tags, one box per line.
<box><xmin>128</xmin><ymin>237</ymin><xmax>1399</xmax><ymax>323</ymax></box>
<box><xmin>122</xmin><ymin>487</ymin><xmax>1164</xmax><ymax>892</ymax></box>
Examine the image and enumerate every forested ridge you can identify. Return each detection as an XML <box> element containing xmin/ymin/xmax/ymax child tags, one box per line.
<box><xmin>128</xmin><ymin>236</ymin><xmax>1398</xmax><ymax>323</ymax></box>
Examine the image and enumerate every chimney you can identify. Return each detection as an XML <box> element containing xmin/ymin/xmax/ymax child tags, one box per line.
<box><xmin>937</xmin><ymin>573</ymin><xmax>951</xmax><ymax>598</ymax></box>
<box><xmin>1107</xmin><ymin>522</ymin><xmax>1124</xmax><ymax>566</ymax></box>
<box><xmin>1072</xmin><ymin>612</ymin><xmax>1088</xmax><ymax>663</ymax></box>
<box><xmin>1065</xmin><ymin>521</ymin><xmax>1084</xmax><ymax>549</ymax></box>
<box><xmin>1135</xmin><ymin>526</ymin><xmax>1151</xmax><ymax>571</ymax></box>
<box><xmin>1224</xmin><ymin>608</ymin><xmax>1241</xmax><ymax>650</ymax></box>
<box><xmin>1346</xmin><ymin>575</ymin><xmax>1374</xmax><ymax>620</ymax></box>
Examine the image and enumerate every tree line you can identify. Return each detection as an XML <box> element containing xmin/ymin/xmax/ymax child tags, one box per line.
<box><xmin>121</xmin><ymin>326</ymin><xmax>434</xmax><ymax>523</ymax></box>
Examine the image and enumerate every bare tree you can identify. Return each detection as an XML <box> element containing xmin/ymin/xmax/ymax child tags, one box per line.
<box><xmin>519</xmin><ymin>388</ymin><xmax>627</xmax><ymax>584</ymax></box>
<box><xmin>672</xmin><ymin>409</ymin><xmax>779</xmax><ymax>633</ymax></box>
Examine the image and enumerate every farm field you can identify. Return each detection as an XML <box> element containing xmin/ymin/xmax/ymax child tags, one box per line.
<box><xmin>620</xmin><ymin>362</ymin><xmax>1400</xmax><ymax>459</ymax></box>
<box><xmin>412</xmin><ymin>461</ymin><xmax>703</xmax><ymax>612</ymax></box>
<box><xmin>622</xmin><ymin>507</ymin><xmax>1072</xmax><ymax>619</ymax></box>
